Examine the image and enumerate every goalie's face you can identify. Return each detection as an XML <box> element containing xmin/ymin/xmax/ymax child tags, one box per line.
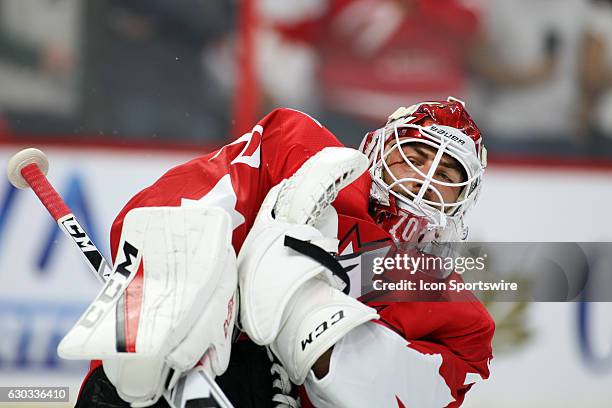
<box><xmin>382</xmin><ymin>142</ymin><xmax>467</xmax><ymax>208</ymax></box>
<box><xmin>360</xmin><ymin>98</ymin><xmax>487</xmax><ymax>246</ymax></box>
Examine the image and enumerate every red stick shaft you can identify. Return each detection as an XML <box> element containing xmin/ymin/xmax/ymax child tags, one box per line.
<box><xmin>20</xmin><ymin>163</ymin><xmax>71</xmax><ymax>221</ymax></box>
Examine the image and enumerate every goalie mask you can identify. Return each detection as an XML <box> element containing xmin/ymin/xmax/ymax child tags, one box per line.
<box><xmin>359</xmin><ymin>97</ymin><xmax>487</xmax><ymax>253</ymax></box>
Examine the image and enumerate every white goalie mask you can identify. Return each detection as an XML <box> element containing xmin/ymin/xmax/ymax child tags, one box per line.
<box><xmin>360</xmin><ymin>97</ymin><xmax>487</xmax><ymax>251</ymax></box>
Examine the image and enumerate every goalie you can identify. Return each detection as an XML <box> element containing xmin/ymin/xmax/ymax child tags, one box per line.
<box><xmin>67</xmin><ymin>98</ymin><xmax>494</xmax><ymax>407</ymax></box>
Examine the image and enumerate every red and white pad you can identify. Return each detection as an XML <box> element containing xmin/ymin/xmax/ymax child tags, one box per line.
<box><xmin>58</xmin><ymin>206</ymin><xmax>237</xmax><ymax>406</ymax></box>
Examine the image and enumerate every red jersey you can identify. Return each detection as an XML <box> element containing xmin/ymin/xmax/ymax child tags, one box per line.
<box><xmin>83</xmin><ymin>108</ymin><xmax>493</xmax><ymax>408</ymax></box>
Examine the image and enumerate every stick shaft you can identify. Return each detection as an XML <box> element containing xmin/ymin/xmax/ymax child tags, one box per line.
<box><xmin>20</xmin><ymin>163</ymin><xmax>112</xmax><ymax>282</ymax></box>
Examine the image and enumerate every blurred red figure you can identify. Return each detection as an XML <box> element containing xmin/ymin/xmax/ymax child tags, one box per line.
<box><xmin>271</xmin><ymin>0</ymin><xmax>482</xmax><ymax>123</ymax></box>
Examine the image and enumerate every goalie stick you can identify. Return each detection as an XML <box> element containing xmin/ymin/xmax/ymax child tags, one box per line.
<box><xmin>7</xmin><ymin>148</ymin><xmax>234</xmax><ymax>408</ymax></box>
<box><xmin>7</xmin><ymin>148</ymin><xmax>112</xmax><ymax>282</ymax></box>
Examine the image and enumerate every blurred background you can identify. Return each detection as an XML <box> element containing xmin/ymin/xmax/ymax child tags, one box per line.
<box><xmin>0</xmin><ymin>0</ymin><xmax>611</xmax><ymax>406</ymax></box>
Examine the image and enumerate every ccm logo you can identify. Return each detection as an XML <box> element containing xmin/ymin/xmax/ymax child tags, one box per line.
<box><xmin>80</xmin><ymin>241</ymin><xmax>139</xmax><ymax>328</ymax></box>
<box><xmin>301</xmin><ymin>310</ymin><xmax>345</xmax><ymax>351</ymax></box>
<box><xmin>429</xmin><ymin>125</ymin><xmax>466</xmax><ymax>146</ymax></box>
<box><xmin>61</xmin><ymin>216</ymin><xmax>96</xmax><ymax>252</ymax></box>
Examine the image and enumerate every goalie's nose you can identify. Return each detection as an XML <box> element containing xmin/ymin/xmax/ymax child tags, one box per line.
<box><xmin>394</xmin><ymin>180</ymin><xmax>440</xmax><ymax>205</ymax></box>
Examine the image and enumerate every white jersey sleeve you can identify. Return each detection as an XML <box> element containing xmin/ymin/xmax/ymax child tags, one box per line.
<box><xmin>304</xmin><ymin>322</ymin><xmax>462</xmax><ymax>408</ymax></box>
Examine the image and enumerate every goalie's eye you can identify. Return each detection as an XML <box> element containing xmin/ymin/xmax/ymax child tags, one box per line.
<box><xmin>407</xmin><ymin>156</ymin><xmax>424</xmax><ymax>167</ymax></box>
<box><xmin>435</xmin><ymin>168</ymin><xmax>465</xmax><ymax>184</ymax></box>
<box><xmin>436</xmin><ymin>171</ymin><xmax>452</xmax><ymax>182</ymax></box>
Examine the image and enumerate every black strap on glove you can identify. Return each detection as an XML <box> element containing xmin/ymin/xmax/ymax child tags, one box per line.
<box><xmin>284</xmin><ymin>235</ymin><xmax>351</xmax><ymax>295</ymax></box>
